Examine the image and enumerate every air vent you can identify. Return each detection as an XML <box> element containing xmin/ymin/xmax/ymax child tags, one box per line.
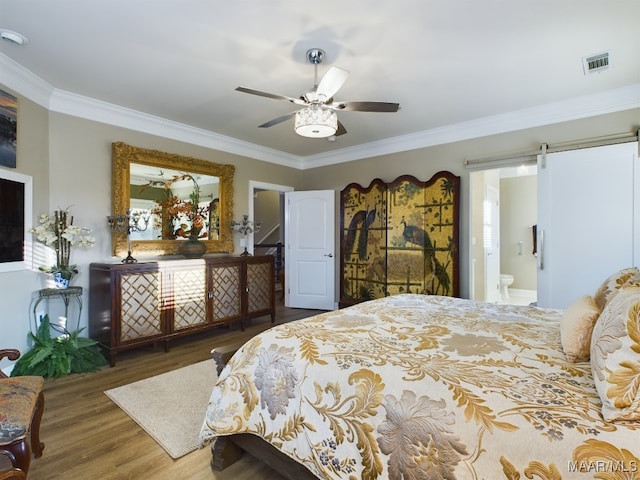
<box><xmin>582</xmin><ymin>51</ymin><xmax>611</xmax><ymax>74</ymax></box>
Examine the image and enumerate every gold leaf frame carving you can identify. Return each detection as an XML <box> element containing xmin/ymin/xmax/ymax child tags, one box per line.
<box><xmin>111</xmin><ymin>142</ymin><xmax>235</xmax><ymax>257</ymax></box>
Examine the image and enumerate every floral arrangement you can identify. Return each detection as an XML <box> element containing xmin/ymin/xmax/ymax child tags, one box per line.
<box><xmin>31</xmin><ymin>207</ymin><xmax>96</xmax><ymax>281</ymax></box>
<box><xmin>142</xmin><ymin>172</ymin><xmax>209</xmax><ymax>239</ymax></box>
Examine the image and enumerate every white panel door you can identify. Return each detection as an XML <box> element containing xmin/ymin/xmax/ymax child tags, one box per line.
<box><xmin>537</xmin><ymin>142</ymin><xmax>638</xmax><ymax>309</ymax></box>
<box><xmin>285</xmin><ymin>190</ymin><xmax>335</xmax><ymax>310</ymax></box>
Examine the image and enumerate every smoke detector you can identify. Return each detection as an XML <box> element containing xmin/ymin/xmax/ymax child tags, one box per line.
<box><xmin>0</xmin><ymin>29</ymin><xmax>28</xmax><ymax>45</ymax></box>
<box><xmin>582</xmin><ymin>51</ymin><xmax>611</xmax><ymax>75</ymax></box>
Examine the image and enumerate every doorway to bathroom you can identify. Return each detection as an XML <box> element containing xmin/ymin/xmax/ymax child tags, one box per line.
<box><xmin>470</xmin><ymin>165</ymin><xmax>537</xmax><ymax>306</ymax></box>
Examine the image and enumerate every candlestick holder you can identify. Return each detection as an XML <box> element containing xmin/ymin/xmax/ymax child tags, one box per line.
<box><xmin>107</xmin><ymin>209</ymin><xmax>151</xmax><ymax>263</ymax></box>
<box><xmin>232</xmin><ymin>214</ymin><xmax>261</xmax><ymax>256</ymax></box>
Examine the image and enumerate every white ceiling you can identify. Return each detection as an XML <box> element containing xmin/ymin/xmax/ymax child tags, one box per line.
<box><xmin>0</xmin><ymin>1</ymin><xmax>638</xmax><ymax>168</ymax></box>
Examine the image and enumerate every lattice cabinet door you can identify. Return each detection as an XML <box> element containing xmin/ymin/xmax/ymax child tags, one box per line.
<box><xmin>169</xmin><ymin>263</ymin><xmax>208</xmax><ymax>332</ymax></box>
<box><xmin>208</xmin><ymin>259</ymin><xmax>243</xmax><ymax>324</ymax></box>
<box><xmin>118</xmin><ymin>269</ymin><xmax>164</xmax><ymax>343</ymax></box>
<box><xmin>89</xmin><ymin>258</ymin><xmax>276</xmax><ymax>365</ymax></box>
<box><xmin>245</xmin><ymin>256</ymin><xmax>275</xmax><ymax>317</ymax></box>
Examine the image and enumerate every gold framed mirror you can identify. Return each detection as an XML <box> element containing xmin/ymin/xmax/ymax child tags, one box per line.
<box><xmin>111</xmin><ymin>142</ymin><xmax>235</xmax><ymax>257</ymax></box>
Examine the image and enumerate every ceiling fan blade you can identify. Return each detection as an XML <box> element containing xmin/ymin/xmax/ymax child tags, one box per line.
<box><xmin>335</xmin><ymin>120</ymin><xmax>347</xmax><ymax>136</ymax></box>
<box><xmin>332</xmin><ymin>101</ymin><xmax>400</xmax><ymax>112</ymax></box>
<box><xmin>316</xmin><ymin>66</ymin><xmax>349</xmax><ymax>101</ymax></box>
<box><xmin>258</xmin><ymin>111</ymin><xmax>297</xmax><ymax>128</ymax></box>
<box><xmin>236</xmin><ymin>87</ymin><xmax>307</xmax><ymax>106</ymax></box>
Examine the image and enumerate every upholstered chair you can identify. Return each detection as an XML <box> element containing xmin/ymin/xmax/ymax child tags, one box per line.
<box><xmin>0</xmin><ymin>349</ymin><xmax>45</xmax><ymax>478</ymax></box>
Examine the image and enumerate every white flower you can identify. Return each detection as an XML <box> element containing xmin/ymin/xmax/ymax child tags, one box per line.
<box><xmin>30</xmin><ymin>208</ymin><xmax>95</xmax><ymax>277</ymax></box>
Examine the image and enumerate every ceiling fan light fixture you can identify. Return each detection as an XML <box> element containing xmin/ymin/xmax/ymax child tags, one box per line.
<box><xmin>294</xmin><ymin>105</ymin><xmax>337</xmax><ymax>138</ymax></box>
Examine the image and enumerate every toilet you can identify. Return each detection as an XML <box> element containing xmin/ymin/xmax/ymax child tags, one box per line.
<box><xmin>499</xmin><ymin>274</ymin><xmax>514</xmax><ymax>301</ymax></box>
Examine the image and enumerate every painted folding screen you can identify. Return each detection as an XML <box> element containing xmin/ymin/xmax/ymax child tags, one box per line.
<box><xmin>340</xmin><ymin>172</ymin><xmax>460</xmax><ymax>305</ymax></box>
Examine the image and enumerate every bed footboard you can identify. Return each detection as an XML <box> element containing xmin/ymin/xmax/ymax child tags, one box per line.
<box><xmin>211</xmin><ymin>341</ymin><xmax>245</xmax><ymax>375</ymax></box>
<box><xmin>210</xmin><ymin>435</ymin><xmax>243</xmax><ymax>471</ymax></box>
<box><xmin>211</xmin><ymin>434</ymin><xmax>317</xmax><ymax>479</ymax></box>
<box><xmin>209</xmin><ymin>341</ymin><xmax>318</xmax><ymax>479</ymax></box>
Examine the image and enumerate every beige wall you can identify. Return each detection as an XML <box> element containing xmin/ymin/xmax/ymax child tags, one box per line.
<box><xmin>0</xmin><ymin>89</ymin><xmax>638</xmax><ymax>359</ymax></box>
<box><xmin>500</xmin><ymin>175</ymin><xmax>537</xmax><ymax>290</ymax></box>
<box><xmin>0</xmin><ymin>104</ymin><xmax>304</xmax><ymax>358</ymax></box>
<box><xmin>0</xmin><ymin>95</ymin><xmax>50</xmax><ymax>354</ymax></box>
<box><xmin>46</xmin><ymin>113</ymin><xmax>305</xmax><ymax>262</ymax></box>
<box><xmin>254</xmin><ymin>190</ymin><xmax>282</xmax><ymax>244</ymax></box>
<box><xmin>302</xmin><ymin>108</ymin><xmax>640</xmax><ymax>300</ymax></box>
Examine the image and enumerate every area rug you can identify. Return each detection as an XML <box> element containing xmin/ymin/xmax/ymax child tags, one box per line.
<box><xmin>105</xmin><ymin>360</ymin><xmax>217</xmax><ymax>459</ymax></box>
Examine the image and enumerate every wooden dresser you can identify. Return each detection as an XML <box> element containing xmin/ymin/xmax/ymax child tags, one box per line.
<box><xmin>89</xmin><ymin>255</ymin><xmax>275</xmax><ymax>366</ymax></box>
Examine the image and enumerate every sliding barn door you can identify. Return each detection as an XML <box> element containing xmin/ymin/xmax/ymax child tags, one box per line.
<box><xmin>536</xmin><ymin>142</ymin><xmax>639</xmax><ymax>309</ymax></box>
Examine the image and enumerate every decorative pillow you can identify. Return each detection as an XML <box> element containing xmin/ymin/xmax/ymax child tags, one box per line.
<box><xmin>590</xmin><ymin>286</ymin><xmax>640</xmax><ymax>421</ymax></box>
<box><xmin>560</xmin><ymin>295</ymin><xmax>601</xmax><ymax>362</ymax></box>
<box><xmin>593</xmin><ymin>267</ymin><xmax>640</xmax><ymax>310</ymax></box>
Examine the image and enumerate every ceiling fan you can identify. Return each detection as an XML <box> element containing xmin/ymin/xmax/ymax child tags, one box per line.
<box><xmin>235</xmin><ymin>48</ymin><xmax>400</xmax><ymax>138</ymax></box>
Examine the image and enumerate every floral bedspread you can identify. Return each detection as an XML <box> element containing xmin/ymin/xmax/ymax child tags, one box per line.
<box><xmin>200</xmin><ymin>294</ymin><xmax>640</xmax><ymax>479</ymax></box>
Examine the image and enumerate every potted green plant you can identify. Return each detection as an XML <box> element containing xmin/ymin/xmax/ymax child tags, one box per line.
<box><xmin>17</xmin><ymin>207</ymin><xmax>105</xmax><ymax>377</ymax></box>
<box><xmin>10</xmin><ymin>315</ymin><xmax>107</xmax><ymax>378</ymax></box>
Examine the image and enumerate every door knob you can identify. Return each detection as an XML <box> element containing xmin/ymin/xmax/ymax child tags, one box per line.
<box><xmin>324</xmin><ymin>253</ymin><xmax>333</xmax><ymax>257</ymax></box>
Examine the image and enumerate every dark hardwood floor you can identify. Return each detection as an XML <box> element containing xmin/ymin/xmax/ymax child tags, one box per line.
<box><xmin>2</xmin><ymin>304</ymin><xmax>322</xmax><ymax>480</ymax></box>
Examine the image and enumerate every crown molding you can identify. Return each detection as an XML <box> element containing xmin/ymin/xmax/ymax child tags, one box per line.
<box><xmin>0</xmin><ymin>52</ymin><xmax>304</xmax><ymax>169</ymax></box>
<box><xmin>301</xmin><ymin>83</ymin><xmax>640</xmax><ymax>169</ymax></box>
<box><xmin>0</xmin><ymin>53</ymin><xmax>54</xmax><ymax>108</ymax></box>
<box><xmin>48</xmin><ymin>89</ymin><xmax>304</xmax><ymax>169</ymax></box>
<box><xmin>2</xmin><ymin>52</ymin><xmax>638</xmax><ymax>171</ymax></box>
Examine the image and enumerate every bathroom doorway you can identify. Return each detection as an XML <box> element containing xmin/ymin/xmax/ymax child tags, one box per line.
<box><xmin>470</xmin><ymin>166</ymin><xmax>537</xmax><ymax>305</ymax></box>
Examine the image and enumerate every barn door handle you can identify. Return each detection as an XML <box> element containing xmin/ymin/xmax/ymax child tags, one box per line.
<box><xmin>324</xmin><ymin>253</ymin><xmax>333</xmax><ymax>258</ymax></box>
<box><xmin>538</xmin><ymin>229</ymin><xmax>545</xmax><ymax>270</ymax></box>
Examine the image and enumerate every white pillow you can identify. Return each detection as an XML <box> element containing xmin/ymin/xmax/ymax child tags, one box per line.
<box><xmin>560</xmin><ymin>295</ymin><xmax>601</xmax><ymax>362</ymax></box>
<box><xmin>590</xmin><ymin>286</ymin><xmax>640</xmax><ymax>421</ymax></box>
<box><xmin>593</xmin><ymin>267</ymin><xmax>640</xmax><ymax>310</ymax></box>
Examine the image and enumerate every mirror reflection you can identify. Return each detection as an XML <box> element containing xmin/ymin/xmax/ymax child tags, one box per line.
<box><xmin>129</xmin><ymin>164</ymin><xmax>221</xmax><ymax>241</ymax></box>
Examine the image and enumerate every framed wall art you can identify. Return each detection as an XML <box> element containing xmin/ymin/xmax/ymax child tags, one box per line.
<box><xmin>0</xmin><ymin>88</ymin><xmax>17</xmax><ymax>169</ymax></box>
<box><xmin>0</xmin><ymin>169</ymin><xmax>32</xmax><ymax>272</ymax></box>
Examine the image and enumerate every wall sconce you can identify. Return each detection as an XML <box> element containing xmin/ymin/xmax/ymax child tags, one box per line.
<box><xmin>107</xmin><ymin>209</ymin><xmax>151</xmax><ymax>263</ymax></box>
<box><xmin>231</xmin><ymin>214</ymin><xmax>261</xmax><ymax>256</ymax></box>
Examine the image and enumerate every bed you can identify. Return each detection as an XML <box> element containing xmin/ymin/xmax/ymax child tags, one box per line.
<box><xmin>200</xmin><ymin>287</ymin><xmax>640</xmax><ymax>479</ymax></box>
